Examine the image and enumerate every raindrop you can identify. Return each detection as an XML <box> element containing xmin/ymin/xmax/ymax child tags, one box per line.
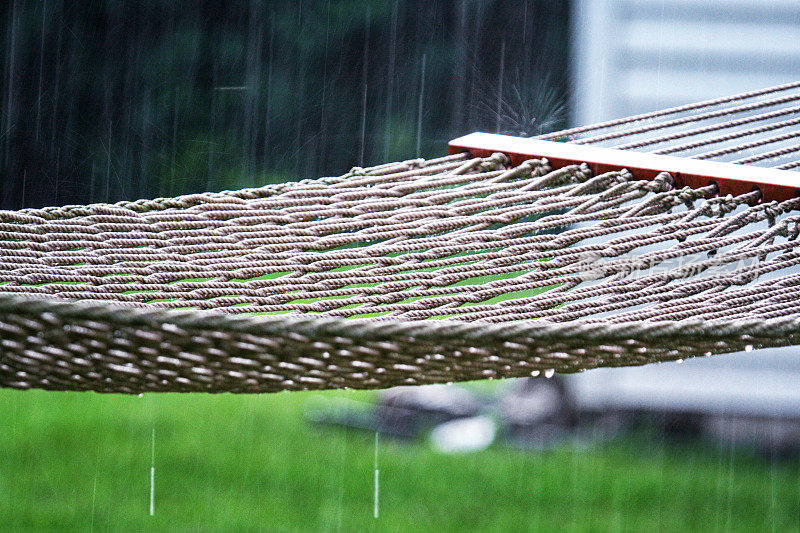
<box><xmin>373</xmin><ymin>431</ymin><xmax>379</xmax><ymax>519</ymax></box>
<box><xmin>416</xmin><ymin>54</ymin><xmax>426</xmax><ymax>158</ymax></box>
<box><xmin>495</xmin><ymin>37</ymin><xmax>505</xmax><ymax>133</ymax></box>
<box><xmin>383</xmin><ymin>2</ymin><xmax>398</xmax><ymax>161</ymax></box>
<box><xmin>90</xmin><ymin>456</ymin><xmax>98</xmax><ymax>530</ymax></box>
<box><xmin>149</xmin><ymin>427</ymin><xmax>155</xmax><ymax>516</ymax></box>
<box><xmin>358</xmin><ymin>8</ymin><xmax>370</xmax><ymax>166</ymax></box>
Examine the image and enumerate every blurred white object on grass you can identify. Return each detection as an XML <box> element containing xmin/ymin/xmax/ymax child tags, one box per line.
<box><xmin>430</xmin><ymin>415</ymin><xmax>497</xmax><ymax>454</ymax></box>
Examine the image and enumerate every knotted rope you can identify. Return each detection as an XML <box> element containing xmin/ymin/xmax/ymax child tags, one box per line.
<box><xmin>1</xmin><ymin>148</ymin><xmax>799</xmax><ymax>393</ymax></box>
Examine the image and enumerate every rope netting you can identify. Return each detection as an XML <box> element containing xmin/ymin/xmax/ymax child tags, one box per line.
<box><xmin>2</xmin><ymin>143</ymin><xmax>800</xmax><ymax>393</ymax></box>
<box><xmin>540</xmin><ymin>80</ymin><xmax>800</xmax><ymax>168</ymax></box>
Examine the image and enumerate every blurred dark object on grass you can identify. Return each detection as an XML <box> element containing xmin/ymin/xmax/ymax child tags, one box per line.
<box><xmin>308</xmin><ymin>376</ymin><xmax>800</xmax><ymax>458</ymax></box>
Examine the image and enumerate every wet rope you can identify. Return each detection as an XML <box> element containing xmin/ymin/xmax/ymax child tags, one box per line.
<box><xmin>536</xmin><ymin>80</ymin><xmax>800</xmax><ymax>140</ymax></box>
<box><xmin>538</xmin><ymin>81</ymin><xmax>800</xmax><ymax>169</ymax></box>
<box><xmin>777</xmin><ymin>160</ymin><xmax>800</xmax><ymax>170</ymax></box>
<box><xmin>2</xmin><ymin>83</ymin><xmax>800</xmax><ymax>393</ymax></box>
<box><xmin>694</xmin><ymin>129</ymin><xmax>800</xmax><ymax>160</ymax></box>
<box><xmin>572</xmin><ymin>94</ymin><xmax>800</xmax><ymax>145</ymax></box>
<box><xmin>733</xmin><ymin>144</ymin><xmax>800</xmax><ymax>165</ymax></box>
<box><xmin>1</xmin><ymin>151</ymin><xmax>800</xmax><ymax>393</ymax></box>
<box><xmin>632</xmin><ymin>109</ymin><xmax>800</xmax><ymax>153</ymax></box>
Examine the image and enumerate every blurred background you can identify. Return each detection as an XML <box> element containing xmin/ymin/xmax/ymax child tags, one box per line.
<box><xmin>2</xmin><ymin>0</ymin><xmax>800</xmax><ymax>530</ymax></box>
<box><xmin>0</xmin><ymin>0</ymin><xmax>570</xmax><ymax>209</ymax></box>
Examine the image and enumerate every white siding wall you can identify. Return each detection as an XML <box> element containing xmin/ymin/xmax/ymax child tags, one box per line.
<box><xmin>571</xmin><ymin>0</ymin><xmax>800</xmax><ymax>125</ymax></box>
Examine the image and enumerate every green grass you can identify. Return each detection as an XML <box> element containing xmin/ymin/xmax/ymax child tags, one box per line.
<box><xmin>1</xmin><ymin>389</ymin><xmax>799</xmax><ymax>532</ymax></box>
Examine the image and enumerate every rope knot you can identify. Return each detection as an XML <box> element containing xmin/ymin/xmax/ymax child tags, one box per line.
<box><xmin>575</xmin><ymin>162</ymin><xmax>592</xmax><ymax>182</ymax></box>
<box><xmin>786</xmin><ymin>218</ymin><xmax>800</xmax><ymax>240</ymax></box>
<box><xmin>711</xmin><ymin>195</ymin><xmax>738</xmax><ymax>217</ymax></box>
<box><xmin>345</xmin><ymin>166</ymin><xmax>366</xmax><ymax>178</ymax></box>
<box><xmin>675</xmin><ymin>188</ymin><xmax>699</xmax><ymax>208</ymax></box>
<box><xmin>615</xmin><ymin>169</ymin><xmax>634</xmax><ymax>183</ymax></box>
<box><xmin>562</xmin><ymin>163</ymin><xmax>592</xmax><ymax>184</ymax></box>
<box><xmin>532</xmin><ymin>158</ymin><xmax>553</xmax><ymax>177</ymax></box>
<box><xmin>480</xmin><ymin>152</ymin><xmax>509</xmax><ymax>171</ymax></box>
<box><xmin>405</xmin><ymin>158</ymin><xmax>425</xmax><ymax>170</ymax></box>
<box><xmin>644</xmin><ymin>172</ymin><xmax>675</xmax><ymax>193</ymax></box>
<box><xmin>762</xmin><ymin>201</ymin><xmax>782</xmax><ymax>227</ymax></box>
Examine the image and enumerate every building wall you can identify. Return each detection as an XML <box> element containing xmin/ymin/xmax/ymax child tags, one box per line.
<box><xmin>571</xmin><ymin>0</ymin><xmax>800</xmax><ymax>125</ymax></box>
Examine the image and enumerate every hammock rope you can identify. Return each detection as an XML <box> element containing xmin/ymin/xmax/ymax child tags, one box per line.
<box><xmin>2</xmin><ymin>149</ymin><xmax>800</xmax><ymax>393</ymax></box>
<box><xmin>545</xmin><ymin>80</ymin><xmax>800</xmax><ymax>170</ymax></box>
<box><xmin>4</xmin><ymin>82</ymin><xmax>800</xmax><ymax>394</ymax></box>
<box><xmin>537</xmin><ymin>80</ymin><xmax>800</xmax><ymax>141</ymax></box>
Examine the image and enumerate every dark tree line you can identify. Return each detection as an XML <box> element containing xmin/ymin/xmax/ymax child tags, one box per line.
<box><xmin>0</xmin><ymin>0</ymin><xmax>569</xmax><ymax>209</ymax></box>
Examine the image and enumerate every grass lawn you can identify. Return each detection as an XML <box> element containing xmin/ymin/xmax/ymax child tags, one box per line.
<box><xmin>0</xmin><ymin>387</ymin><xmax>798</xmax><ymax>532</ymax></box>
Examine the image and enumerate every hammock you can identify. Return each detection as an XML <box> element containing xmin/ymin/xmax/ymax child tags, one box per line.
<box><xmin>3</xmin><ymin>83</ymin><xmax>800</xmax><ymax>394</ymax></box>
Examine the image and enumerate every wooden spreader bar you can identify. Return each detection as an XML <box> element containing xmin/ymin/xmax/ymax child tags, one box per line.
<box><xmin>450</xmin><ymin>133</ymin><xmax>800</xmax><ymax>203</ymax></box>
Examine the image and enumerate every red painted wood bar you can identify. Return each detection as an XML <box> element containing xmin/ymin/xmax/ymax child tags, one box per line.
<box><xmin>449</xmin><ymin>133</ymin><xmax>800</xmax><ymax>203</ymax></box>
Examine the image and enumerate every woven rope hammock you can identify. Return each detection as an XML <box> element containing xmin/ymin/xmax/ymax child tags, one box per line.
<box><xmin>4</xmin><ymin>83</ymin><xmax>800</xmax><ymax>393</ymax></box>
